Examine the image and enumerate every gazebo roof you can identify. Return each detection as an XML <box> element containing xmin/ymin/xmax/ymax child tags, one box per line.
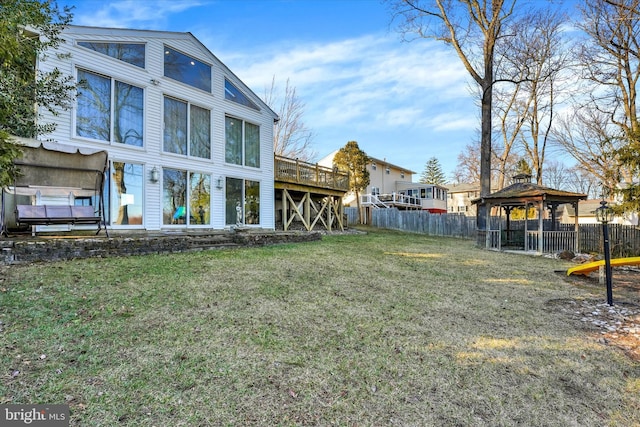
<box><xmin>473</xmin><ymin>182</ymin><xmax>587</xmax><ymax>205</ymax></box>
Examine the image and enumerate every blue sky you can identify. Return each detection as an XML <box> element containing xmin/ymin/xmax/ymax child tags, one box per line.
<box><xmin>61</xmin><ymin>0</ymin><xmax>485</xmax><ymax>180</ymax></box>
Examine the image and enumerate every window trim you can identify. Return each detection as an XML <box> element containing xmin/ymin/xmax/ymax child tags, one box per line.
<box><xmin>75</xmin><ymin>68</ymin><xmax>145</xmax><ymax>148</ymax></box>
<box><xmin>162</xmin><ymin>95</ymin><xmax>212</xmax><ymax>160</ymax></box>
<box><xmin>224</xmin><ymin>78</ymin><xmax>260</xmax><ymax>111</ymax></box>
<box><xmin>224</xmin><ymin>176</ymin><xmax>261</xmax><ymax>226</ymax></box>
<box><xmin>161</xmin><ymin>167</ymin><xmax>213</xmax><ymax>227</ymax></box>
<box><xmin>77</xmin><ymin>41</ymin><xmax>146</xmax><ymax>68</ymax></box>
<box><xmin>224</xmin><ymin>115</ymin><xmax>261</xmax><ymax>168</ymax></box>
<box><xmin>163</xmin><ymin>45</ymin><xmax>212</xmax><ymax>93</ymax></box>
<box><xmin>107</xmin><ymin>160</ymin><xmax>145</xmax><ymax>228</ymax></box>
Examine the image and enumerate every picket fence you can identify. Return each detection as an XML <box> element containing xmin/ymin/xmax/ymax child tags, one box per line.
<box><xmin>348</xmin><ymin>208</ymin><xmax>640</xmax><ymax>256</ymax></box>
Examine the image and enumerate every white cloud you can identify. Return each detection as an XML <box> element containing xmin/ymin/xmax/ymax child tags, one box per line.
<box><xmin>72</xmin><ymin>0</ymin><xmax>207</xmax><ymax>28</ymax></box>
<box><xmin>427</xmin><ymin>112</ymin><xmax>478</xmax><ymax>132</ymax></box>
<box><xmin>214</xmin><ymin>33</ymin><xmax>475</xmax><ymax>135</ymax></box>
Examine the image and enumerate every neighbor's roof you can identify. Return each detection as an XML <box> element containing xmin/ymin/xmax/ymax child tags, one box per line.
<box><xmin>367</xmin><ymin>156</ymin><xmax>416</xmax><ymax>175</ymax></box>
<box><xmin>445</xmin><ymin>183</ymin><xmax>481</xmax><ymax>193</ymax></box>
<box><xmin>562</xmin><ymin>200</ymin><xmax>608</xmax><ymax>218</ymax></box>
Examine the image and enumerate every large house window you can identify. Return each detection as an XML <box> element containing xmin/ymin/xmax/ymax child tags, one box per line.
<box><xmin>163</xmin><ymin>96</ymin><xmax>211</xmax><ymax>158</ymax></box>
<box><xmin>77</xmin><ymin>42</ymin><xmax>145</xmax><ymax>68</ymax></box>
<box><xmin>162</xmin><ymin>168</ymin><xmax>211</xmax><ymax>226</ymax></box>
<box><xmin>164</xmin><ymin>46</ymin><xmax>211</xmax><ymax>92</ymax></box>
<box><xmin>225</xmin><ymin>116</ymin><xmax>260</xmax><ymax>167</ymax></box>
<box><xmin>110</xmin><ymin>162</ymin><xmax>144</xmax><ymax>225</ymax></box>
<box><xmin>76</xmin><ymin>69</ymin><xmax>143</xmax><ymax>147</ymax></box>
<box><xmin>224</xmin><ymin>78</ymin><xmax>259</xmax><ymax>110</ymax></box>
<box><xmin>225</xmin><ymin>178</ymin><xmax>260</xmax><ymax>225</ymax></box>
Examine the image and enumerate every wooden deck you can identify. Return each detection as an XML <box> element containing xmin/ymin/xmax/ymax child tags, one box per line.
<box><xmin>274</xmin><ymin>155</ymin><xmax>350</xmax><ymax>231</ymax></box>
<box><xmin>274</xmin><ymin>155</ymin><xmax>349</xmax><ymax>194</ymax></box>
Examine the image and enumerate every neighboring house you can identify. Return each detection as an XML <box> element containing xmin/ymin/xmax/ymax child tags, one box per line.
<box><xmin>318</xmin><ymin>151</ymin><xmax>447</xmax><ymax>213</ymax></box>
<box><xmin>559</xmin><ymin>200</ymin><xmax>638</xmax><ymax>225</ymax></box>
<box><xmin>28</xmin><ymin>25</ymin><xmax>278</xmax><ymax>232</ymax></box>
<box><xmin>445</xmin><ymin>183</ymin><xmax>480</xmax><ymax>216</ymax></box>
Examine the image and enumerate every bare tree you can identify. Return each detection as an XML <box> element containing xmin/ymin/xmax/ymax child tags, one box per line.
<box><xmin>451</xmin><ymin>138</ymin><xmax>517</xmax><ymax>187</ymax></box>
<box><xmin>389</xmin><ymin>0</ymin><xmax>517</xmax><ymax>228</ymax></box>
<box><xmin>552</xmin><ymin>107</ymin><xmax>621</xmax><ymax>191</ymax></box>
<box><xmin>452</xmin><ymin>141</ymin><xmax>480</xmax><ymax>184</ymax></box>
<box><xmin>542</xmin><ymin>159</ymin><xmax>568</xmax><ymax>189</ymax></box>
<box><xmin>575</xmin><ymin>0</ymin><xmax>640</xmax><ymax>189</ymax></box>
<box><xmin>492</xmin><ymin>75</ymin><xmax>526</xmax><ymax>189</ymax></box>
<box><xmin>503</xmin><ymin>10</ymin><xmax>570</xmax><ymax>185</ymax></box>
<box><xmin>263</xmin><ymin>76</ymin><xmax>316</xmax><ymax>162</ymax></box>
<box><xmin>566</xmin><ymin>165</ymin><xmax>601</xmax><ymax>198</ymax></box>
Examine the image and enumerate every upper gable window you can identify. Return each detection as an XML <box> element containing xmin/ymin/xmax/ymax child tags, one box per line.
<box><xmin>78</xmin><ymin>42</ymin><xmax>145</xmax><ymax>68</ymax></box>
<box><xmin>224</xmin><ymin>78</ymin><xmax>259</xmax><ymax>110</ymax></box>
<box><xmin>164</xmin><ymin>46</ymin><xmax>211</xmax><ymax>92</ymax></box>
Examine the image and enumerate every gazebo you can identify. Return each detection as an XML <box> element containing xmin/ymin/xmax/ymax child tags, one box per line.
<box><xmin>473</xmin><ymin>174</ymin><xmax>587</xmax><ymax>254</ymax></box>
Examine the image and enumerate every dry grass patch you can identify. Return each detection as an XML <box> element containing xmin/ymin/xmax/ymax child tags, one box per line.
<box><xmin>1</xmin><ymin>228</ymin><xmax>639</xmax><ymax>426</ymax></box>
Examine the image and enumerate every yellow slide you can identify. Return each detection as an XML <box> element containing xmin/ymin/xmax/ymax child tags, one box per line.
<box><xmin>566</xmin><ymin>256</ymin><xmax>640</xmax><ymax>276</ymax></box>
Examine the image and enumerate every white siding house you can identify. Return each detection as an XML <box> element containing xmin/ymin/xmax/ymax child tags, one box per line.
<box><xmin>318</xmin><ymin>151</ymin><xmax>447</xmax><ymax>213</ymax></box>
<box><xmin>35</xmin><ymin>25</ymin><xmax>278</xmax><ymax>232</ymax></box>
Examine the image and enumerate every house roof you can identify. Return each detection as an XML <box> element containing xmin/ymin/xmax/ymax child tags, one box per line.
<box><xmin>445</xmin><ymin>183</ymin><xmax>480</xmax><ymax>193</ymax></box>
<box><xmin>367</xmin><ymin>156</ymin><xmax>416</xmax><ymax>175</ymax></box>
<box><xmin>473</xmin><ymin>181</ymin><xmax>587</xmax><ymax>205</ymax></box>
<box><xmin>317</xmin><ymin>151</ymin><xmax>416</xmax><ymax>175</ymax></box>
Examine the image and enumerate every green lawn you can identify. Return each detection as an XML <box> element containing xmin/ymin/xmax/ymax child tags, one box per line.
<box><xmin>1</xmin><ymin>229</ymin><xmax>639</xmax><ymax>426</ymax></box>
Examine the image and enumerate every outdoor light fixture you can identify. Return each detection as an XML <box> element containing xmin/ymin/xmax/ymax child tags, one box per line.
<box><xmin>150</xmin><ymin>166</ymin><xmax>159</xmax><ymax>183</ymax></box>
<box><xmin>595</xmin><ymin>199</ymin><xmax>613</xmax><ymax>224</ymax></box>
<box><xmin>595</xmin><ymin>198</ymin><xmax>614</xmax><ymax>305</ymax></box>
<box><xmin>216</xmin><ymin>176</ymin><xmax>223</xmax><ymax>190</ymax></box>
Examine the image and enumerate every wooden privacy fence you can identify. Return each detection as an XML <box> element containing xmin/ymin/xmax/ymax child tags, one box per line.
<box><xmin>579</xmin><ymin>223</ymin><xmax>640</xmax><ymax>257</ymax></box>
<box><xmin>370</xmin><ymin>209</ymin><xmax>476</xmax><ymax>239</ymax></box>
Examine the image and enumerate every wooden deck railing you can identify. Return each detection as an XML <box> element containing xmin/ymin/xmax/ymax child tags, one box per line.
<box><xmin>274</xmin><ymin>155</ymin><xmax>349</xmax><ymax>192</ymax></box>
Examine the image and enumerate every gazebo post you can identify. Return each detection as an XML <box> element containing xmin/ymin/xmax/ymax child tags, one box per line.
<box><xmin>524</xmin><ymin>202</ymin><xmax>528</xmax><ymax>251</ymax></box>
<box><xmin>537</xmin><ymin>200</ymin><xmax>544</xmax><ymax>254</ymax></box>
<box><xmin>485</xmin><ymin>202</ymin><xmax>492</xmax><ymax>249</ymax></box>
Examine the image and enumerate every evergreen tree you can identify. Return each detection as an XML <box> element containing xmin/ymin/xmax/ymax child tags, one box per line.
<box><xmin>515</xmin><ymin>159</ymin><xmax>532</xmax><ymax>177</ymax></box>
<box><xmin>615</xmin><ymin>130</ymin><xmax>640</xmax><ymax>214</ymax></box>
<box><xmin>419</xmin><ymin>157</ymin><xmax>446</xmax><ymax>185</ymax></box>
<box><xmin>333</xmin><ymin>141</ymin><xmax>370</xmax><ymax>223</ymax></box>
<box><xmin>0</xmin><ymin>0</ymin><xmax>75</xmax><ymax>187</ymax></box>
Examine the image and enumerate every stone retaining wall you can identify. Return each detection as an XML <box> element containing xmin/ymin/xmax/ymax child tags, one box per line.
<box><xmin>0</xmin><ymin>230</ymin><xmax>322</xmax><ymax>265</ymax></box>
